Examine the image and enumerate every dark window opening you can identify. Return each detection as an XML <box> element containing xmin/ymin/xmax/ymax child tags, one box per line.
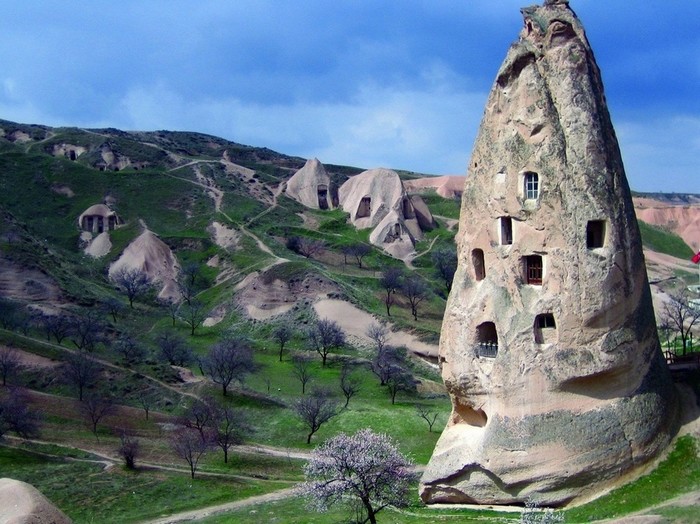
<box><xmin>524</xmin><ymin>171</ymin><xmax>539</xmax><ymax>200</ymax></box>
<box><xmin>587</xmin><ymin>220</ymin><xmax>606</xmax><ymax>248</ymax></box>
<box><xmin>476</xmin><ymin>322</ymin><xmax>498</xmax><ymax>358</ymax></box>
<box><xmin>472</xmin><ymin>248</ymin><xmax>485</xmax><ymax>281</ymax></box>
<box><xmin>317</xmin><ymin>185</ymin><xmax>329</xmax><ymax>210</ymax></box>
<box><xmin>500</xmin><ymin>217</ymin><xmax>513</xmax><ymax>245</ymax></box>
<box><xmin>356</xmin><ymin>196</ymin><xmax>371</xmax><ymax>219</ymax></box>
<box><xmin>525</xmin><ymin>255</ymin><xmax>543</xmax><ymax>285</ymax></box>
<box><xmin>534</xmin><ymin>314</ymin><xmax>557</xmax><ymax>344</ymax></box>
<box><xmin>402</xmin><ymin>197</ymin><xmax>415</xmax><ymax>219</ymax></box>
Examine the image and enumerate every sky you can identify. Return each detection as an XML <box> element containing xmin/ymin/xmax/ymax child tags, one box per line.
<box><xmin>0</xmin><ymin>1</ymin><xmax>697</xmax><ymax>193</ymax></box>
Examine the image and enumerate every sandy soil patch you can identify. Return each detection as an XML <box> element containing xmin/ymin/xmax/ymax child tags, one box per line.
<box><xmin>0</xmin><ymin>478</ymin><xmax>71</xmax><ymax>524</ymax></box>
<box><xmin>50</xmin><ymin>184</ymin><xmax>74</xmax><ymax>197</ymax></box>
<box><xmin>208</xmin><ymin>221</ymin><xmax>240</xmax><ymax>250</ymax></box>
<box><xmin>84</xmin><ymin>231</ymin><xmax>112</xmax><ymax>258</ymax></box>
<box><xmin>6</xmin><ymin>347</ymin><xmax>60</xmax><ymax>369</ymax></box>
<box><xmin>0</xmin><ymin>258</ymin><xmax>62</xmax><ymax>303</ymax></box>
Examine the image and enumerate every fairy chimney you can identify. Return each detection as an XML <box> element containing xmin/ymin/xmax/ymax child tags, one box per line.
<box><xmin>420</xmin><ymin>0</ymin><xmax>678</xmax><ymax>507</ymax></box>
<box><xmin>285</xmin><ymin>158</ymin><xmax>337</xmax><ymax>210</ymax></box>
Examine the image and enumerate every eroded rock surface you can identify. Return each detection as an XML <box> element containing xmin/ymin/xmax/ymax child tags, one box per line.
<box><xmin>0</xmin><ymin>478</ymin><xmax>72</xmax><ymax>523</ymax></box>
<box><xmin>285</xmin><ymin>158</ymin><xmax>337</xmax><ymax>210</ymax></box>
<box><xmin>420</xmin><ymin>0</ymin><xmax>678</xmax><ymax>507</ymax></box>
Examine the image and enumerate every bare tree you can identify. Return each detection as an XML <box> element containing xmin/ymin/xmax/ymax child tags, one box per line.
<box><xmin>136</xmin><ymin>388</ymin><xmax>153</xmax><ymax>420</ymax></box>
<box><xmin>379</xmin><ymin>268</ymin><xmax>403</xmax><ymax>317</ymax></box>
<box><xmin>118</xmin><ymin>431</ymin><xmax>140</xmax><ymax>469</ymax></box>
<box><xmin>169</xmin><ymin>427</ymin><xmax>211</xmax><ymax>479</ymax></box>
<box><xmin>0</xmin><ymin>346</ymin><xmax>22</xmax><ymax>387</ymax></box>
<box><xmin>292</xmin><ymin>354</ymin><xmax>314</xmax><ymax>395</ymax></box>
<box><xmin>371</xmin><ymin>345</ymin><xmax>405</xmax><ymax>386</ymax></box>
<box><xmin>69</xmin><ymin>309</ymin><xmax>106</xmax><ymax>352</ymax></box>
<box><xmin>80</xmin><ymin>395</ymin><xmax>116</xmax><ymax>440</ymax></box>
<box><xmin>39</xmin><ymin>313</ymin><xmax>71</xmax><ymax>344</ymax></box>
<box><xmin>416</xmin><ymin>404</ymin><xmax>441</xmax><ymax>432</ymax></box>
<box><xmin>342</xmin><ymin>243</ymin><xmax>372</xmax><ymax>268</ymax></box>
<box><xmin>202</xmin><ymin>337</ymin><xmax>256</xmax><ymax>396</ymax></box>
<box><xmin>62</xmin><ymin>351</ymin><xmax>100</xmax><ymax>401</ymax></box>
<box><xmin>182</xmin><ymin>397</ymin><xmax>217</xmax><ymax>442</ymax></box>
<box><xmin>211</xmin><ymin>404</ymin><xmax>249</xmax><ymax>463</ymax></box>
<box><xmin>339</xmin><ymin>364</ymin><xmax>360</xmax><ymax>409</ymax></box>
<box><xmin>385</xmin><ymin>366</ymin><xmax>415</xmax><ymax>404</ymax></box>
<box><xmin>102</xmin><ymin>297</ymin><xmax>126</xmax><ymax>323</ymax></box>
<box><xmin>112</xmin><ymin>332</ymin><xmax>146</xmax><ymax>365</ymax></box>
<box><xmin>662</xmin><ymin>291</ymin><xmax>700</xmax><ymax>356</ymax></box>
<box><xmin>307</xmin><ymin>318</ymin><xmax>346</xmax><ymax>366</ymax></box>
<box><xmin>0</xmin><ymin>389</ymin><xmax>42</xmax><ymax>439</ymax></box>
<box><xmin>112</xmin><ymin>267</ymin><xmax>152</xmax><ymax>308</ymax></box>
<box><xmin>272</xmin><ymin>323</ymin><xmax>294</xmax><ymax>362</ymax></box>
<box><xmin>293</xmin><ymin>387</ymin><xmax>339</xmax><ymax>444</ymax></box>
<box><xmin>158</xmin><ymin>297</ymin><xmax>180</xmax><ymax>326</ymax></box>
<box><xmin>431</xmin><ymin>246</ymin><xmax>458</xmax><ymax>292</ymax></box>
<box><xmin>401</xmin><ymin>275</ymin><xmax>431</xmax><ymax>321</ymax></box>
<box><xmin>293</xmin><ymin>237</ymin><xmax>327</xmax><ymax>259</ymax></box>
<box><xmin>178</xmin><ymin>300</ymin><xmax>207</xmax><ymax>336</ymax></box>
<box><xmin>155</xmin><ymin>331</ymin><xmax>193</xmax><ymax>366</ymax></box>
<box><xmin>366</xmin><ymin>322</ymin><xmax>389</xmax><ymax>355</ymax></box>
<box><xmin>299</xmin><ymin>428</ymin><xmax>415</xmax><ymax>524</ymax></box>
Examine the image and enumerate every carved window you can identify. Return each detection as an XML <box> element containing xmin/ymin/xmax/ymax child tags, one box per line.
<box><xmin>524</xmin><ymin>172</ymin><xmax>539</xmax><ymax>200</ymax></box>
<box><xmin>499</xmin><ymin>216</ymin><xmax>513</xmax><ymax>245</ymax></box>
<box><xmin>524</xmin><ymin>255</ymin><xmax>543</xmax><ymax>285</ymax></box>
<box><xmin>534</xmin><ymin>314</ymin><xmax>556</xmax><ymax>344</ymax></box>
<box><xmin>317</xmin><ymin>185</ymin><xmax>329</xmax><ymax>210</ymax></box>
<box><xmin>356</xmin><ymin>196</ymin><xmax>371</xmax><ymax>219</ymax></box>
<box><xmin>472</xmin><ymin>248</ymin><xmax>485</xmax><ymax>281</ymax></box>
<box><xmin>586</xmin><ymin>220</ymin><xmax>606</xmax><ymax>248</ymax></box>
<box><xmin>476</xmin><ymin>322</ymin><xmax>498</xmax><ymax>358</ymax></box>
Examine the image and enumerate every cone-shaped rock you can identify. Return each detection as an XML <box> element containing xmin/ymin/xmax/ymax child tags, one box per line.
<box><xmin>420</xmin><ymin>0</ymin><xmax>678</xmax><ymax>507</ymax></box>
<box><xmin>285</xmin><ymin>158</ymin><xmax>336</xmax><ymax>210</ymax></box>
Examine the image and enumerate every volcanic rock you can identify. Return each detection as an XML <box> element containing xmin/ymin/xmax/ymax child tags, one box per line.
<box><xmin>285</xmin><ymin>158</ymin><xmax>337</xmax><ymax>210</ymax></box>
<box><xmin>0</xmin><ymin>478</ymin><xmax>72</xmax><ymax>523</ymax></box>
<box><xmin>420</xmin><ymin>0</ymin><xmax>678</xmax><ymax>507</ymax></box>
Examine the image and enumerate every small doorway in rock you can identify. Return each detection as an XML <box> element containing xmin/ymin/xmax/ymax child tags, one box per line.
<box><xmin>500</xmin><ymin>216</ymin><xmax>513</xmax><ymax>245</ymax></box>
<box><xmin>586</xmin><ymin>220</ymin><xmax>606</xmax><ymax>248</ymax></box>
<box><xmin>356</xmin><ymin>196</ymin><xmax>371</xmax><ymax>219</ymax></box>
<box><xmin>317</xmin><ymin>185</ymin><xmax>329</xmax><ymax>210</ymax></box>
<box><xmin>472</xmin><ymin>248</ymin><xmax>485</xmax><ymax>281</ymax></box>
<box><xmin>476</xmin><ymin>322</ymin><xmax>498</xmax><ymax>357</ymax></box>
<box><xmin>534</xmin><ymin>313</ymin><xmax>556</xmax><ymax>344</ymax></box>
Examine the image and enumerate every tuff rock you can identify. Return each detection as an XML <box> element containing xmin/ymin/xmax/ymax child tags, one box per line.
<box><xmin>420</xmin><ymin>0</ymin><xmax>678</xmax><ymax>507</ymax></box>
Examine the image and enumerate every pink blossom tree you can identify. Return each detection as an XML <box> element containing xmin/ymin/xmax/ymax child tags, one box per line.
<box><xmin>298</xmin><ymin>428</ymin><xmax>416</xmax><ymax>524</ymax></box>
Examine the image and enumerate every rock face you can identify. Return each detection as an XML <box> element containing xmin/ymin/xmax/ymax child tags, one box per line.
<box><xmin>339</xmin><ymin>168</ymin><xmax>433</xmax><ymax>259</ymax></box>
<box><xmin>285</xmin><ymin>158</ymin><xmax>337</xmax><ymax>210</ymax></box>
<box><xmin>0</xmin><ymin>478</ymin><xmax>72</xmax><ymax>523</ymax></box>
<box><xmin>420</xmin><ymin>0</ymin><xmax>678</xmax><ymax>507</ymax></box>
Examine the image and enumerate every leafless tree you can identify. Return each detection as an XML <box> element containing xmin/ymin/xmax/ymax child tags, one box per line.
<box><xmin>202</xmin><ymin>337</ymin><xmax>256</xmax><ymax>396</ymax></box>
<box><xmin>118</xmin><ymin>431</ymin><xmax>141</xmax><ymax>469</ymax></box>
<box><xmin>112</xmin><ymin>267</ymin><xmax>152</xmax><ymax>308</ymax></box>
<box><xmin>69</xmin><ymin>309</ymin><xmax>105</xmax><ymax>352</ymax></box>
<box><xmin>38</xmin><ymin>312</ymin><xmax>71</xmax><ymax>344</ymax></box>
<box><xmin>182</xmin><ymin>397</ymin><xmax>217</xmax><ymax>442</ymax></box>
<box><xmin>366</xmin><ymin>322</ymin><xmax>389</xmax><ymax>355</ymax></box>
<box><xmin>155</xmin><ymin>330</ymin><xmax>193</xmax><ymax>366</ymax></box>
<box><xmin>307</xmin><ymin>318</ymin><xmax>346</xmax><ymax>366</ymax></box>
<box><xmin>431</xmin><ymin>246</ymin><xmax>458</xmax><ymax>292</ymax></box>
<box><xmin>662</xmin><ymin>291</ymin><xmax>700</xmax><ymax>356</ymax></box>
<box><xmin>136</xmin><ymin>388</ymin><xmax>153</xmax><ymax>420</ymax></box>
<box><xmin>0</xmin><ymin>388</ymin><xmax>42</xmax><ymax>439</ymax></box>
<box><xmin>416</xmin><ymin>404</ymin><xmax>441</xmax><ymax>432</ymax></box>
<box><xmin>342</xmin><ymin>243</ymin><xmax>372</xmax><ymax>268</ymax></box>
<box><xmin>102</xmin><ymin>297</ymin><xmax>126</xmax><ymax>323</ymax></box>
<box><xmin>339</xmin><ymin>364</ymin><xmax>360</xmax><ymax>409</ymax></box>
<box><xmin>0</xmin><ymin>346</ymin><xmax>22</xmax><ymax>387</ymax></box>
<box><xmin>169</xmin><ymin>427</ymin><xmax>211</xmax><ymax>478</ymax></box>
<box><xmin>112</xmin><ymin>332</ymin><xmax>146</xmax><ymax>364</ymax></box>
<box><xmin>178</xmin><ymin>300</ymin><xmax>207</xmax><ymax>336</ymax></box>
<box><xmin>401</xmin><ymin>274</ymin><xmax>431</xmax><ymax>321</ymax></box>
<box><xmin>272</xmin><ymin>323</ymin><xmax>294</xmax><ymax>362</ymax></box>
<box><xmin>158</xmin><ymin>297</ymin><xmax>180</xmax><ymax>326</ymax></box>
<box><xmin>62</xmin><ymin>350</ymin><xmax>100</xmax><ymax>401</ymax></box>
<box><xmin>289</xmin><ymin>237</ymin><xmax>327</xmax><ymax>259</ymax></box>
<box><xmin>292</xmin><ymin>354</ymin><xmax>314</xmax><ymax>395</ymax></box>
<box><xmin>211</xmin><ymin>404</ymin><xmax>249</xmax><ymax>463</ymax></box>
<box><xmin>293</xmin><ymin>387</ymin><xmax>339</xmax><ymax>444</ymax></box>
<box><xmin>385</xmin><ymin>366</ymin><xmax>415</xmax><ymax>404</ymax></box>
<box><xmin>80</xmin><ymin>395</ymin><xmax>116</xmax><ymax>440</ymax></box>
<box><xmin>379</xmin><ymin>268</ymin><xmax>404</xmax><ymax>317</ymax></box>
<box><xmin>371</xmin><ymin>345</ymin><xmax>405</xmax><ymax>386</ymax></box>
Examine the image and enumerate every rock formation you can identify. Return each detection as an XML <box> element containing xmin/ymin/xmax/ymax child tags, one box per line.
<box><xmin>285</xmin><ymin>158</ymin><xmax>337</xmax><ymax>210</ymax></box>
<box><xmin>0</xmin><ymin>478</ymin><xmax>72</xmax><ymax>523</ymax></box>
<box><xmin>339</xmin><ymin>168</ymin><xmax>434</xmax><ymax>259</ymax></box>
<box><xmin>420</xmin><ymin>0</ymin><xmax>678</xmax><ymax>507</ymax></box>
<box><xmin>78</xmin><ymin>203</ymin><xmax>122</xmax><ymax>258</ymax></box>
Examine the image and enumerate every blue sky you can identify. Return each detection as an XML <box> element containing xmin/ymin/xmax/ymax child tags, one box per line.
<box><xmin>0</xmin><ymin>1</ymin><xmax>697</xmax><ymax>193</ymax></box>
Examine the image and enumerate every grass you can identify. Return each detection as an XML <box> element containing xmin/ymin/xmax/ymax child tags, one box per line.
<box><xmin>638</xmin><ymin>220</ymin><xmax>694</xmax><ymax>259</ymax></box>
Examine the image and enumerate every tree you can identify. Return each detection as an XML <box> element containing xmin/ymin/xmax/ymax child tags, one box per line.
<box><xmin>416</xmin><ymin>404</ymin><xmax>441</xmax><ymax>432</ymax></box>
<box><xmin>379</xmin><ymin>268</ymin><xmax>403</xmax><ymax>317</ymax></box>
<box><xmin>339</xmin><ymin>364</ymin><xmax>360</xmax><ymax>408</ymax></box>
<box><xmin>158</xmin><ymin>297</ymin><xmax>180</xmax><ymax>326</ymax></box>
<box><xmin>202</xmin><ymin>337</ymin><xmax>256</xmax><ymax>396</ymax></box>
<box><xmin>112</xmin><ymin>332</ymin><xmax>146</xmax><ymax>365</ymax></box>
<box><xmin>178</xmin><ymin>300</ymin><xmax>207</xmax><ymax>336</ymax></box>
<box><xmin>211</xmin><ymin>404</ymin><xmax>249</xmax><ymax>463</ymax></box>
<box><xmin>272</xmin><ymin>323</ymin><xmax>294</xmax><ymax>362</ymax></box>
<box><xmin>155</xmin><ymin>331</ymin><xmax>193</xmax><ymax>366</ymax></box>
<box><xmin>0</xmin><ymin>345</ymin><xmax>22</xmax><ymax>387</ymax></box>
<box><xmin>39</xmin><ymin>313</ymin><xmax>71</xmax><ymax>344</ymax></box>
<box><xmin>176</xmin><ymin>264</ymin><xmax>201</xmax><ymax>306</ymax></box>
<box><xmin>662</xmin><ymin>291</ymin><xmax>700</xmax><ymax>356</ymax></box>
<box><xmin>183</xmin><ymin>397</ymin><xmax>217</xmax><ymax>442</ymax></box>
<box><xmin>118</xmin><ymin>432</ymin><xmax>140</xmax><ymax>469</ymax></box>
<box><xmin>0</xmin><ymin>389</ymin><xmax>42</xmax><ymax>439</ymax></box>
<box><xmin>371</xmin><ymin>345</ymin><xmax>405</xmax><ymax>386</ymax></box>
<box><xmin>299</xmin><ymin>428</ymin><xmax>416</xmax><ymax>524</ymax></box>
<box><xmin>102</xmin><ymin>297</ymin><xmax>126</xmax><ymax>323</ymax></box>
<box><xmin>62</xmin><ymin>350</ymin><xmax>100</xmax><ymax>401</ymax></box>
<box><xmin>137</xmin><ymin>388</ymin><xmax>153</xmax><ymax>420</ymax></box>
<box><xmin>294</xmin><ymin>387</ymin><xmax>338</xmax><ymax>444</ymax></box>
<box><xmin>80</xmin><ymin>395</ymin><xmax>116</xmax><ymax>440</ymax></box>
<box><xmin>69</xmin><ymin>309</ymin><xmax>106</xmax><ymax>352</ymax></box>
<box><xmin>401</xmin><ymin>274</ymin><xmax>430</xmax><ymax>321</ymax></box>
<box><xmin>169</xmin><ymin>427</ymin><xmax>211</xmax><ymax>479</ymax></box>
<box><xmin>431</xmin><ymin>246</ymin><xmax>458</xmax><ymax>292</ymax></box>
<box><xmin>288</xmin><ymin>236</ymin><xmax>326</xmax><ymax>259</ymax></box>
<box><xmin>366</xmin><ymin>322</ymin><xmax>389</xmax><ymax>355</ymax></box>
<box><xmin>343</xmin><ymin>243</ymin><xmax>372</xmax><ymax>269</ymax></box>
<box><xmin>385</xmin><ymin>366</ymin><xmax>415</xmax><ymax>404</ymax></box>
<box><xmin>307</xmin><ymin>318</ymin><xmax>346</xmax><ymax>366</ymax></box>
<box><xmin>112</xmin><ymin>267</ymin><xmax>152</xmax><ymax>308</ymax></box>
<box><xmin>292</xmin><ymin>354</ymin><xmax>314</xmax><ymax>394</ymax></box>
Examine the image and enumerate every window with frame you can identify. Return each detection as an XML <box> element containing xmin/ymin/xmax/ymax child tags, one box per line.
<box><xmin>524</xmin><ymin>172</ymin><xmax>539</xmax><ymax>200</ymax></box>
<box><xmin>524</xmin><ymin>255</ymin><xmax>543</xmax><ymax>285</ymax></box>
<box><xmin>500</xmin><ymin>216</ymin><xmax>513</xmax><ymax>245</ymax></box>
<box><xmin>476</xmin><ymin>322</ymin><xmax>498</xmax><ymax>358</ymax></box>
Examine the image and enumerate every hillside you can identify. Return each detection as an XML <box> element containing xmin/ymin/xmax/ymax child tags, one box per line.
<box><xmin>0</xmin><ymin>118</ymin><xmax>699</xmax><ymax>523</ymax></box>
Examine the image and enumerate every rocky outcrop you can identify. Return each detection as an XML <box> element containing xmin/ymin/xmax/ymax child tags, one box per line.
<box><xmin>285</xmin><ymin>158</ymin><xmax>337</xmax><ymax>210</ymax></box>
<box><xmin>420</xmin><ymin>0</ymin><xmax>678</xmax><ymax>507</ymax></box>
<box><xmin>339</xmin><ymin>168</ymin><xmax>434</xmax><ymax>259</ymax></box>
<box><xmin>0</xmin><ymin>478</ymin><xmax>72</xmax><ymax>523</ymax></box>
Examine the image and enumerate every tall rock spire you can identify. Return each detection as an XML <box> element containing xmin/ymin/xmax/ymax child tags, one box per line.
<box><xmin>420</xmin><ymin>1</ymin><xmax>678</xmax><ymax>506</ymax></box>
